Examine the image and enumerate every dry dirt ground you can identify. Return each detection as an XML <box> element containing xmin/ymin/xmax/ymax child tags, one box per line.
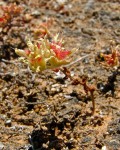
<box><xmin>0</xmin><ymin>0</ymin><xmax>120</xmax><ymax>150</ymax></box>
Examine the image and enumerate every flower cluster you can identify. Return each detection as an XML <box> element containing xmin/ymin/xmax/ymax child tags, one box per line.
<box><xmin>15</xmin><ymin>34</ymin><xmax>76</xmax><ymax>72</ymax></box>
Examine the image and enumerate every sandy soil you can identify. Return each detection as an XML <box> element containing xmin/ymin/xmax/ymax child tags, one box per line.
<box><xmin>0</xmin><ymin>0</ymin><xmax>120</xmax><ymax>150</ymax></box>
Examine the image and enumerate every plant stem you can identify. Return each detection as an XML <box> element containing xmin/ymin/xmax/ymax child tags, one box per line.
<box><xmin>90</xmin><ymin>91</ymin><xmax>95</xmax><ymax>115</ymax></box>
<box><xmin>64</xmin><ymin>54</ymin><xmax>91</xmax><ymax>67</ymax></box>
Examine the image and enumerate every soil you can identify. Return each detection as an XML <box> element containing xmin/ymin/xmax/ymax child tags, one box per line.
<box><xmin>0</xmin><ymin>0</ymin><xmax>120</xmax><ymax>150</ymax></box>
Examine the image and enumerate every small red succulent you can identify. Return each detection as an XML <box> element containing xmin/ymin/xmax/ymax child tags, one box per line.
<box><xmin>0</xmin><ymin>4</ymin><xmax>22</xmax><ymax>27</ymax></box>
<box><xmin>101</xmin><ymin>49</ymin><xmax>120</xmax><ymax>67</ymax></box>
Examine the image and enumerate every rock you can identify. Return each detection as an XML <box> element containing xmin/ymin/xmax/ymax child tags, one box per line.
<box><xmin>24</xmin><ymin>14</ymin><xmax>33</xmax><ymax>22</ymax></box>
<box><xmin>32</xmin><ymin>11</ymin><xmax>41</xmax><ymax>16</ymax></box>
<box><xmin>81</xmin><ymin>137</ymin><xmax>91</xmax><ymax>143</ymax></box>
<box><xmin>5</xmin><ymin>119</ymin><xmax>12</xmax><ymax>127</ymax></box>
<box><xmin>51</xmin><ymin>84</ymin><xmax>60</xmax><ymax>88</ymax></box>
<box><xmin>101</xmin><ymin>146</ymin><xmax>107</xmax><ymax>150</ymax></box>
<box><xmin>0</xmin><ymin>142</ymin><xmax>4</xmax><ymax>149</ymax></box>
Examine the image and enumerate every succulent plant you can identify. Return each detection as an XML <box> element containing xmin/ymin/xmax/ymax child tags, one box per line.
<box><xmin>15</xmin><ymin>34</ymin><xmax>76</xmax><ymax>72</ymax></box>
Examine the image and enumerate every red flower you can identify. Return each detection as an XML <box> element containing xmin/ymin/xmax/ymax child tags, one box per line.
<box><xmin>50</xmin><ymin>43</ymin><xmax>71</xmax><ymax>60</ymax></box>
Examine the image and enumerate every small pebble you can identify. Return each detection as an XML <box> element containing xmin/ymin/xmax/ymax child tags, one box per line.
<box><xmin>51</xmin><ymin>84</ymin><xmax>60</xmax><ymax>88</ymax></box>
<box><xmin>32</xmin><ymin>11</ymin><xmax>41</xmax><ymax>16</ymax></box>
<box><xmin>5</xmin><ymin>119</ymin><xmax>12</xmax><ymax>127</ymax></box>
<box><xmin>101</xmin><ymin>146</ymin><xmax>107</xmax><ymax>150</ymax></box>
